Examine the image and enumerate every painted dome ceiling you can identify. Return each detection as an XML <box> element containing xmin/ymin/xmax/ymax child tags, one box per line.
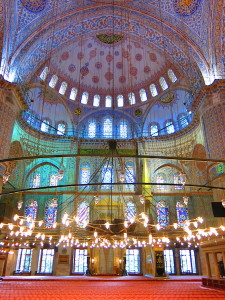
<box><xmin>49</xmin><ymin>35</ymin><xmax>168</xmax><ymax>94</ymax></box>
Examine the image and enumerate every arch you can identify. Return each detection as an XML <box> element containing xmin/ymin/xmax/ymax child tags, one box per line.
<box><xmin>39</xmin><ymin>66</ymin><xmax>49</xmax><ymax>81</ymax></box>
<box><xmin>168</xmin><ymin>69</ymin><xmax>177</xmax><ymax>83</ymax></box>
<box><xmin>159</xmin><ymin>77</ymin><xmax>168</xmax><ymax>90</ymax></box>
<box><xmin>140</xmin><ymin>89</ymin><xmax>148</xmax><ymax>102</ymax></box>
<box><xmin>93</xmin><ymin>94</ymin><xmax>100</xmax><ymax>107</ymax></box>
<box><xmin>128</xmin><ymin>92</ymin><xmax>135</xmax><ymax>105</ymax></box>
<box><xmin>69</xmin><ymin>87</ymin><xmax>78</xmax><ymax>101</ymax></box>
<box><xmin>56</xmin><ymin>122</ymin><xmax>66</xmax><ymax>135</ymax></box>
<box><xmin>59</xmin><ymin>81</ymin><xmax>68</xmax><ymax>95</ymax></box>
<box><xmin>117</xmin><ymin>94</ymin><xmax>124</xmax><ymax>107</ymax></box>
<box><xmin>105</xmin><ymin>95</ymin><xmax>112</xmax><ymax>108</ymax></box>
<box><xmin>49</xmin><ymin>172</ymin><xmax>59</xmax><ymax>186</ymax></box>
<box><xmin>165</xmin><ymin>120</ymin><xmax>175</xmax><ymax>134</ymax></box>
<box><xmin>149</xmin><ymin>123</ymin><xmax>159</xmax><ymax>137</ymax></box>
<box><xmin>150</xmin><ymin>84</ymin><xmax>158</xmax><ymax>97</ymax></box>
<box><xmin>40</xmin><ymin>119</ymin><xmax>50</xmax><ymax>133</ymax></box>
<box><xmin>81</xmin><ymin>92</ymin><xmax>89</xmax><ymax>104</ymax></box>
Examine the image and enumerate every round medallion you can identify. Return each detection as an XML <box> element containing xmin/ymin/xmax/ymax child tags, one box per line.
<box><xmin>68</xmin><ymin>64</ymin><xmax>76</xmax><ymax>73</ymax></box>
<box><xmin>174</xmin><ymin>0</ymin><xmax>201</xmax><ymax>16</ymax></box>
<box><xmin>21</xmin><ymin>0</ymin><xmax>46</xmax><ymax>12</ymax></box>
<box><xmin>105</xmin><ymin>72</ymin><xmax>113</xmax><ymax>81</ymax></box>
<box><xmin>92</xmin><ymin>76</ymin><xmax>99</xmax><ymax>83</ymax></box>
<box><xmin>61</xmin><ymin>52</ymin><xmax>69</xmax><ymax>61</ymax></box>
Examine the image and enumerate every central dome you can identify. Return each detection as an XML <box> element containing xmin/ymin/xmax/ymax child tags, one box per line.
<box><xmin>49</xmin><ymin>34</ymin><xmax>168</xmax><ymax>95</ymax></box>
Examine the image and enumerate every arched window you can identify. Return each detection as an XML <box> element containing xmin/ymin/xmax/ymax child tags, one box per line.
<box><xmin>41</xmin><ymin>120</ymin><xmax>50</xmax><ymax>133</ymax></box>
<box><xmin>105</xmin><ymin>95</ymin><xmax>112</xmax><ymax>108</ymax></box>
<box><xmin>156</xmin><ymin>173</ymin><xmax>166</xmax><ymax>190</ymax></box>
<box><xmin>59</xmin><ymin>82</ymin><xmax>68</xmax><ymax>95</ymax></box>
<box><xmin>88</xmin><ymin>120</ymin><xmax>96</xmax><ymax>138</ymax></box>
<box><xmin>81</xmin><ymin>92</ymin><xmax>89</xmax><ymax>104</ymax></box>
<box><xmin>128</xmin><ymin>92</ymin><xmax>135</xmax><ymax>105</ymax></box>
<box><xmin>119</xmin><ymin>120</ymin><xmax>128</xmax><ymax>139</ymax></box>
<box><xmin>57</xmin><ymin>123</ymin><xmax>66</xmax><ymax>135</ymax></box>
<box><xmin>166</xmin><ymin>121</ymin><xmax>175</xmax><ymax>134</ymax></box>
<box><xmin>70</xmin><ymin>88</ymin><xmax>78</xmax><ymax>101</ymax></box>
<box><xmin>24</xmin><ymin>199</ymin><xmax>38</xmax><ymax>224</ymax></box>
<box><xmin>140</xmin><ymin>89</ymin><xmax>148</xmax><ymax>102</ymax></box>
<box><xmin>101</xmin><ymin>162</ymin><xmax>114</xmax><ymax>189</ymax></box>
<box><xmin>40</xmin><ymin>66</ymin><xmax>49</xmax><ymax>81</ymax></box>
<box><xmin>49</xmin><ymin>75</ymin><xmax>58</xmax><ymax>88</ymax></box>
<box><xmin>149</xmin><ymin>124</ymin><xmax>159</xmax><ymax>137</ymax></box>
<box><xmin>117</xmin><ymin>95</ymin><xmax>124</xmax><ymax>107</ymax></box>
<box><xmin>30</xmin><ymin>173</ymin><xmax>41</xmax><ymax>188</ymax></box>
<box><xmin>125</xmin><ymin>162</ymin><xmax>135</xmax><ymax>189</ymax></box>
<box><xmin>168</xmin><ymin>69</ymin><xmax>177</xmax><ymax>83</ymax></box>
<box><xmin>156</xmin><ymin>200</ymin><xmax>169</xmax><ymax>226</ymax></box>
<box><xmin>176</xmin><ymin>201</ymin><xmax>188</xmax><ymax>226</ymax></box>
<box><xmin>159</xmin><ymin>77</ymin><xmax>168</xmax><ymax>90</ymax></box>
<box><xmin>174</xmin><ymin>172</ymin><xmax>184</xmax><ymax>190</ymax></box>
<box><xmin>125</xmin><ymin>201</ymin><xmax>136</xmax><ymax>221</ymax></box>
<box><xmin>78</xmin><ymin>201</ymin><xmax>89</xmax><ymax>227</ymax></box>
<box><xmin>49</xmin><ymin>172</ymin><xmax>59</xmax><ymax>186</ymax></box>
<box><xmin>150</xmin><ymin>84</ymin><xmax>158</xmax><ymax>97</ymax></box>
<box><xmin>93</xmin><ymin>95</ymin><xmax>100</xmax><ymax>107</ymax></box>
<box><xmin>103</xmin><ymin>117</ymin><xmax>113</xmax><ymax>138</ymax></box>
<box><xmin>80</xmin><ymin>163</ymin><xmax>90</xmax><ymax>186</ymax></box>
<box><xmin>44</xmin><ymin>198</ymin><xmax>58</xmax><ymax>228</ymax></box>
<box><xmin>179</xmin><ymin>115</ymin><xmax>189</xmax><ymax>128</ymax></box>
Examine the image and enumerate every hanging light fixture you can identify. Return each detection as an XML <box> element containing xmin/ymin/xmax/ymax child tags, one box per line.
<box><xmin>221</xmin><ymin>199</ymin><xmax>225</xmax><ymax>208</ymax></box>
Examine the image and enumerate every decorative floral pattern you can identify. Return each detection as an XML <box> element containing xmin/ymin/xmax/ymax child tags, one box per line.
<box><xmin>21</xmin><ymin>0</ymin><xmax>46</xmax><ymax>12</ymax></box>
<box><xmin>174</xmin><ymin>0</ymin><xmax>201</xmax><ymax>16</ymax></box>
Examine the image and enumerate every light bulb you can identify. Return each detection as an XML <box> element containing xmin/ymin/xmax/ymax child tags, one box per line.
<box><xmin>105</xmin><ymin>222</ymin><xmax>110</xmax><ymax>229</ymax></box>
<box><xmin>222</xmin><ymin>199</ymin><xmax>225</xmax><ymax>208</ymax></box>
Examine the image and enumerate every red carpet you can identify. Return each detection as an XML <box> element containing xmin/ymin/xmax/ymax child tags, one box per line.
<box><xmin>1</xmin><ymin>279</ymin><xmax>225</xmax><ymax>299</ymax></box>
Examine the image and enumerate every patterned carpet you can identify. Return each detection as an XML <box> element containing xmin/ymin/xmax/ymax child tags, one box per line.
<box><xmin>1</xmin><ymin>279</ymin><xmax>225</xmax><ymax>300</ymax></box>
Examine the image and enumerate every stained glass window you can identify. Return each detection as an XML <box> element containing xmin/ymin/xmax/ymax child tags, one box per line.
<box><xmin>38</xmin><ymin>249</ymin><xmax>54</xmax><ymax>273</ymax></box>
<box><xmin>41</xmin><ymin>120</ymin><xmax>50</xmax><ymax>133</ymax></box>
<box><xmin>103</xmin><ymin>117</ymin><xmax>113</xmax><ymax>138</ymax></box>
<box><xmin>174</xmin><ymin>172</ymin><xmax>184</xmax><ymax>190</ymax></box>
<box><xmin>57</xmin><ymin>123</ymin><xmax>66</xmax><ymax>135</ymax></box>
<box><xmin>140</xmin><ymin>89</ymin><xmax>148</xmax><ymax>102</ymax></box>
<box><xmin>24</xmin><ymin>199</ymin><xmax>38</xmax><ymax>224</ymax></box>
<box><xmin>117</xmin><ymin>94</ymin><xmax>124</xmax><ymax>107</ymax></box>
<box><xmin>49</xmin><ymin>75</ymin><xmax>58</xmax><ymax>88</ymax></box>
<box><xmin>80</xmin><ymin>163</ymin><xmax>90</xmax><ymax>186</ymax></box>
<box><xmin>125</xmin><ymin>162</ymin><xmax>135</xmax><ymax>189</ymax></box>
<box><xmin>150</xmin><ymin>124</ymin><xmax>158</xmax><ymax>137</ymax></box>
<box><xmin>59</xmin><ymin>81</ymin><xmax>68</xmax><ymax>95</ymax></box>
<box><xmin>164</xmin><ymin>250</ymin><xmax>175</xmax><ymax>274</ymax></box>
<box><xmin>159</xmin><ymin>77</ymin><xmax>168</xmax><ymax>90</ymax></box>
<box><xmin>150</xmin><ymin>84</ymin><xmax>158</xmax><ymax>97</ymax></box>
<box><xmin>166</xmin><ymin>121</ymin><xmax>175</xmax><ymax>134</ymax></box>
<box><xmin>101</xmin><ymin>163</ymin><xmax>114</xmax><ymax>189</ymax></box>
<box><xmin>128</xmin><ymin>92</ymin><xmax>136</xmax><ymax>105</ymax></box>
<box><xmin>176</xmin><ymin>201</ymin><xmax>188</xmax><ymax>226</ymax></box>
<box><xmin>88</xmin><ymin>120</ymin><xmax>96</xmax><ymax>138</ymax></box>
<box><xmin>156</xmin><ymin>200</ymin><xmax>169</xmax><ymax>226</ymax></box>
<box><xmin>69</xmin><ymin>88</ymin><xmax>77</xmax><ymax>101</ymax></box>
<box><xmin>105</xmin><ymin>95</ymin><xmax>112</xmax><ymax>108</ymax></box>
<box><xmin>119</xmin><ymin>120</ymin><xmax>128</xmax><ymax>139</ymax></box>
<box><xmin>72</xmin><ymin>249</ymin><xmax>88</xmax><ymax>274</ymax></box>
<box><xmin>16</xmin><ymin>249</ymin><xmax>33</xmax><ymax>272</ymax></box>
<box><xmin>78</xmin><ymin>201</ymin><xmax>89</xmax><ymax>227</ymax></box>
<box><xmin>30</xmin><ymin>173</ymin><xmax>41</xmax><ymax>188</ymax></box>
<box><xmin>179</xmin><ymin>115</ymin><xmax>188</xmax><ymax>128</ymax></box>
<box><xmin>44</xmin><ymin>198</ymin><xmax>58</xmax><ymax>228</ymax></box>
<box><xmin>81</xmin><ymin>92</ymin><xmax>89</xmax><ymax>104</ymax></box>
<box><xmin>49</xmin><ymin>173</ymin><xmax>59</xmax><ymax>186</ymax></box>
<box><xmin>168</xmin><ymin>69</ymin><xmax>177</xmax><ymax>83</ymax></box>
<box><xmin>156</xmin><ymin>173</ymin><xmax>166</xmax><ymax>190</ymax></box>
<box><xmin>40</xmin><ymin>66</ymin><xmax>49</xmax><ymax>81</ymax></box>
<box><xmin>93</xmin><ymin>95</ymin><xmax>100</xmax><ymax>107</ymax></box>
<box><xmin>126</xmin><ymin>249</ymin><xmax>140</xmax><ymax>274</ymax></box>
<box><xmin>125</xmin><ymin>201</ymin><xmax>136</xmax><ymax>221</ymax></box>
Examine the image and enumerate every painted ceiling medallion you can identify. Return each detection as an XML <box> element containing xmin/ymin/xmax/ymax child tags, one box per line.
<box><xmin>21</xmin><ymin>0</ymin><xmax>46</xmax><ymax>12</ymax></box>
<box><xmin>174</xmin><ymin>0</ymin><xmax>201</xmax><ymax>16</ymax></box>
<box><xmin>96</xmin><ymin>34</ymin><xmax>123</xmax><ymax>44</ymax></box>
<box><xmin>159</xmin><ymin>93</ymin><xmax>174</xmax><ymax>104</ymax></box>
